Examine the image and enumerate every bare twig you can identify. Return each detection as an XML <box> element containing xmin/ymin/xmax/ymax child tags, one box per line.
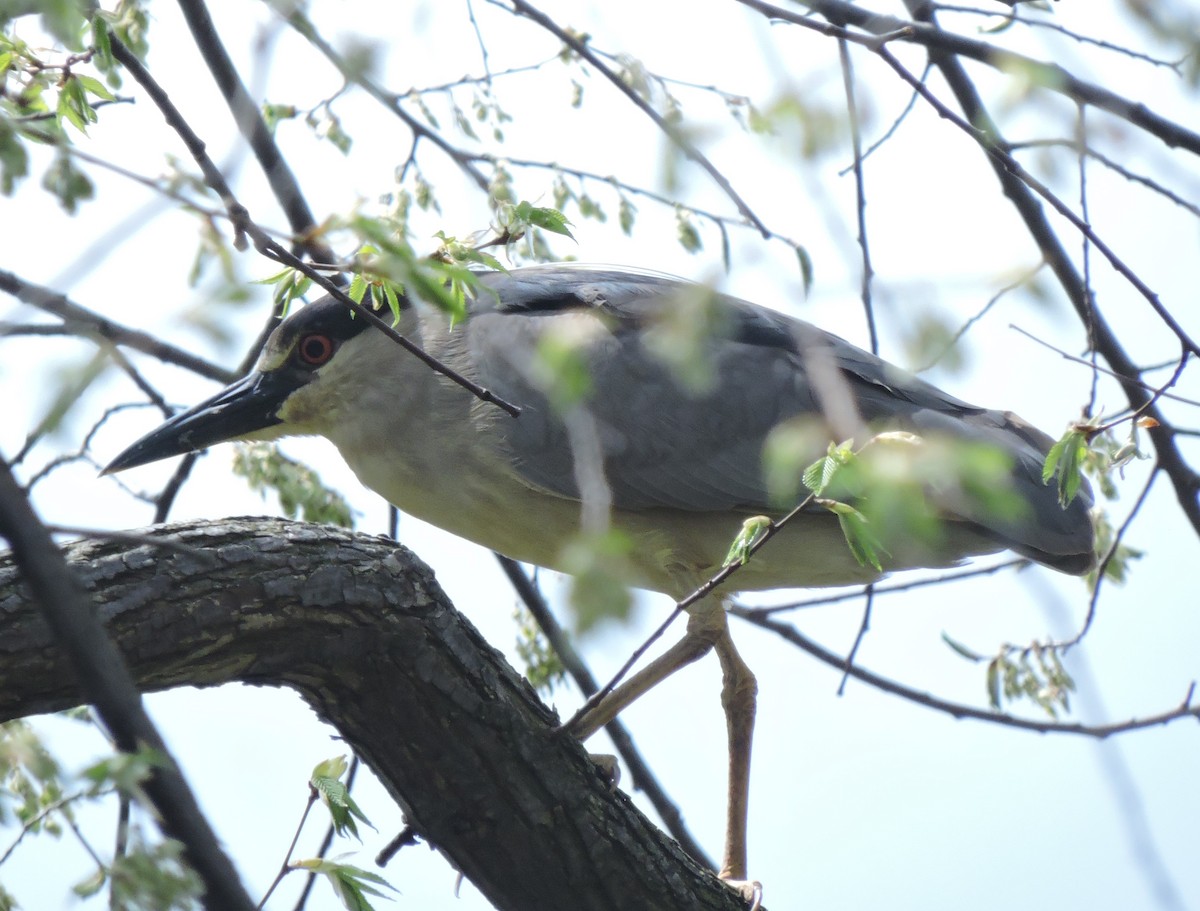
<box><xmin>499</xmin><ymin>0</ymin><xmax>772</xmax><ymax>239</ymax></box>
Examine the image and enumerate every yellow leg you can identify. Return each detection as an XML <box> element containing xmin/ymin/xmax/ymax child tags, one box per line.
<box><xmin>567</xmin><ymin>603</ymin><xmax>726</xmax><ymax>740</ymax></box>
<box><xmin>567</xmin><ymin>597</ymin><xmax>761</xmax><ymax>897</ymax></box>
<box><xmin>714</xmin><ymin>623</ymin><xmax>758</xmax><ymax>887</ymax></box>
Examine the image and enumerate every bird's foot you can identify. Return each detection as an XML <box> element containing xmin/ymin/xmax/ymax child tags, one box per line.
<box><xmin>719</xmin><ymin>876</ymin><xmax>763</xmax><ymax>911</ymax></box>
<box><xmin>588</xmin><ymin>752</ymin><xmax>621</xmax><ymax>788</ymax></box>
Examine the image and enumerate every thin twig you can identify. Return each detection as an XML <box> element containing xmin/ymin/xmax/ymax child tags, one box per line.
<box><xmin>837</xmin><ymin>37</ymin><xmax>878</xmax><ymax>354</ymax></box>
<box><xmin>738</xmin><ymin>607</ymin><xmax>1200</xmax><ymax>737</ymax></box>
<box><xmin>500</xmin><ymin>0</ymin><xmax>771</xmax><ymax>238</ymax></box>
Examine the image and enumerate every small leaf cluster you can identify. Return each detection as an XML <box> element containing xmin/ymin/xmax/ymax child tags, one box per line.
<box><xmin>513</xmin><ymin>603</ymin><xmax>567</xmax><ymax>695</ymax></box>
<box><xmin>561</xmin><ymin>529</ymin><xmax>637</xmax><ymax>635</ymax></box>
<box><xmin>291</xmin><ymin>859</ymin><xmax>396</xmax><ymax>911</ymax></box>
<box><xmin>551</xmin><ymin>172</ymin><xmax>637</xmax><ymax>236</ymax></box>
<box><xmin>943</xmin><ymin>634</ymin><xmax>1077</xmax><ymax>718</ymax></box>
<box><xmin>344</xmin><ymin>215</ymin><xmax>483</xmax><ymax>324</ymax></box>
<box><xmin>2</xmin><ymin>720</ymin><xmax>199</xmax><ymax>910</ymax></box>
<box><xmin>231</xmin><ymin>442</ymin><xmax>355</xmax><ymax>528</ymax></box>
<box><xmin>82</xmin><ymin>833</ymin><xmax>202</xmax><ymax>911</ymax></box>
<box><xmin>1</xmin><ymin>719</ymin><xmax>65</xmax><ymax>836</ymax></box>
<box><xmin>801</xmin><ymin>440</ymin><xmax>888</xmax><ymax>571</ymax></box>
<box><xmin>273</xmin><ymin>757</ymin><xmax>395</xmax><ymax>911</ymax></box>
<box><xmin>1088</xmin><ymin>509</ymin><xmax>1144</xmax><ymax>589</ymax></box>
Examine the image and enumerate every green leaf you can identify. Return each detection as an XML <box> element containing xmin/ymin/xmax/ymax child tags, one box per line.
<box><xmin>1042</xmin><ymin>427</ymin><xmax>1089</xmax><ymax>507</ymax></box>
<box><xmin>795</xmin><ymin>244</ymin><xmax>814</xmax><ymax>295</ymax></box>
<box><xmin>675</xmin><ymin>208</ymin><xmax>701</xmax><ymax>253</ymax></box>
<box><xmin>986</xmin><ymin>657</ymin><xmax>1002</xmax><ymax>710</ymax></box>
<box><xmin>0</xmin><ymin>120</ymin><xmax>30</xmax><ymax>195</ymax></box>
<box><xmin>512</xmin><ymin>603</ymin><xmax>567</xmax><ymax>694</ymax></box>
<box><xmin>802</xmin><ymin>440</ymin><xmax>854</xmax><ymax>496</ymax></box>
<box><xmin>941</xmin><ymin>632</ymin><xmax>985</xmax><ymax>662</ymax></box>
<box><xmin>74</xmin><ymin>73</ymin><xmax>116</xmax><ymax>102</ymax></box>
<box><xmin>292</xmin><ymin>859</ymin><xmax>398</xmax><ymax>911</ymax></box>
<box><xmin>722</xmin><ymin>515</ymin><xmax>772</xmax><ymax>567</ymax></box>
<box><xmin>311</xmin><ymin>756</ymin><xmax>375</xmax><ymax>841</ymax></box>
<box><xmin>618</xmin><ymin>196</ymin><xmax>636</xmax><ymax>235</ymax></box>
<box><xmin>560</xmin><ymin>530</ymin><xmax>636</xmax><ymax>635</ymax></box>
<box><xmin>514</xmin><ymin>201</ymin><xmax>575</xmax><ymax>239</ymax></box>
<box><xmin>821</xmin><ymin>498</ymin><xmax>886</xmax><ymax>571</ymax></box>
<box><xmin>347</xmin><ymin>272</ymin><xmax>369</xmax><ymax>304</ymax></box>
<box><xmin>73</xmin><ymin>867</ymin><xmax>107</xmax><ymax>898</ymax></box>
<box><xmin>41</xmin><ymin>151</ymin><xmax>95</xmax><ymax>213</ymax></box>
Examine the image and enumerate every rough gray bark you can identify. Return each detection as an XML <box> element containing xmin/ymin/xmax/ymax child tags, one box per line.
<box><xmin>0</xmin><ymin>517</ymin><xmax>747</xmax><ymax>911</ymax></box>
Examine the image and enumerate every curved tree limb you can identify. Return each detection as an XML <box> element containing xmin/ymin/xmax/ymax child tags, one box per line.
<box><xmin>0</xmin><ymin>463</ymin><xmax>258</xmax><ymax>911</ymax></box>
<box><xmin>0</xmin><ymin>517</ymin><xmax>746</xmax><ymax>911</ymax></box>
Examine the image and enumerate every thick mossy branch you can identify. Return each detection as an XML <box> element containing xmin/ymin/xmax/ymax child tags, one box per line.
<box><xmin>0</xmin><ymin>517</ymin><xmax>744</xmax><ymax>911</ymax></box>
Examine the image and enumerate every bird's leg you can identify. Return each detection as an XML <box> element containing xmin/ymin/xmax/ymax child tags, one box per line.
<box><xmin>713</xmin><ymin>619</ymin><xmax>758</xmax><ymax>888</ymax></box>
<box><xmin>567</xmin><ymin>600</ymin><xmax>762</xmax><ymax>899</ymax></box>
<box><xmin>565</xmin><ymin>602</ymin><xmax>727</xmax><ymax>740</ymax></box>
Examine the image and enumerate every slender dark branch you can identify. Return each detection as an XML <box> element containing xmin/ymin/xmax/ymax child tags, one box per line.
<box><xmin>258</xmin><ymin>788</ymin><xmax>316</xmax><ymax>910</ymax></box>
<box><xmin>106</xmin><ymin>32</ymin><xmax>520</xmax><ymax>417</ymax></box>
<box><xmin>374</xmin><ymin>825</ymin><xmax>418</xmax><ymax>867</ymax></box>
<box><xmin>930</xmin><ymin>4</ymin><xmax>1186</xmax><ymax>71</ymax></box>
<box><xmin>734</xmin><ymin>0</ymin><xmax>1200</xmax><ymax>157</ymax></box>
<box><xmin>1008</xmin><ymin>139</ymin><xmax>1200</xmax><ymax>219</ymax></box>
<box><xmin>572</xmin><ymin>494</ymin><xmax>821</xmax><ymax>724</ymax></box>
<box><xmin>836</xmin><ymin>584</ymin><xmax>873</xmax><ymax>696</ymax></box>
<box><xmin>501</xmin><ymin>0</ymin><xmax>771</xmax><ymax>238</ymax></box>
<box><xmin>280</xmin><ymin>10</ymin><xmax>490</xmax><ymax>192</ymax></box>
<box><xmin>565</xmin><ymin>603</ymin><xmax>686</xmax><ymax>734</ymax></box>
<box><xmin>837</xmin><ymin>37</ymin><xmax>878</xmax><ymax>354</ymax></box>
<box><xmin>469</xmin><ymin>151</ymin><xmax>807</xmax><ymax>250</ymax></box>
<box><xmin>737</xmin><ymin>607</ymin><xmax>1200</xmax><ymax>737</ymax></box>
<box><xmin>175</xmin><ymin>0</ymin><xmax>339</xmax><ymax>269</ymax></box>
<box><xmin>732</xmin><ymin>557</ymin><xmax>1028</xmax><ymax>617</ymax></box>
<box><xmin>885</xmin><ymin>4</ymin><xmax>1200</xmax><ymax>535</ymax></box>
<box><xmin>494</xmin><ymin>555</ymin><xmax>715</xmax><ymax>871</ymax></box>
<box><xmin>1062</xmin><ymin>468</ymin><xmax>1160</xmax><ymax>651</ymax></box>
<box><xmin>913</xmin><ymin>264</ymin><xmax>1045</xmax><ymax>374</ymax></box>
<box><xmin>837</xmin><ymin>60</ymin><xmax>932</xmax><ymax>175</ymax></box>
<box><xmin>1008</xmin><ymin>325</ymin><xmax>1200</xmax><ymax>410</ymax></box>
<box><xmin>152</xmin><ymin>453</ymin><xmax>199</xmax><ymax>525</ymax></box>
<box><xmin>0</xmin><ymin>270</ymin><xmax>236</xmax><ymax>384</ymax></box>
<box><xmin>0</xmin><ymin>458</ymin><xmax>258</xmax><ymax>911</ymax></box>
<box><xmin>876</xmin><ymin>44</ymin><xmax>1198</xmax><ymax>357</ymax></box>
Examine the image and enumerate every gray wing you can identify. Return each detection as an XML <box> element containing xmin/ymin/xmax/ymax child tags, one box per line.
<box><xmin>463</xmin><ymin>265</ymin><xmax>1093</xmax><ymax>571</ymax></box>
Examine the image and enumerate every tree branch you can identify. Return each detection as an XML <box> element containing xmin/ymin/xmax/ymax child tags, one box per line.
<box><xmin>174</xmin><ymin>0</ymin><xmax>339</xmax><ymax>268</ymax></box>
<box><xmin>0</xmin><ymin>518</ymin><xmax>747</xmax><ymax>911</ymax></box>
<box><xmin>501</xmin><ymin>0</ymin><xmax>771</xmax><ymax>238</ymax></box>
<box><xmin>0</xmin><ymin>269</ymin><xmax>236</xmax><ymax>384</ymax></box>
<box><xmin>0</xmin><ymin>463</ymin><xmax>258</xmax><ymax>911</ymax></box>
<box><xmin>734</xmin><ymin>0</ymin><xmax>1200</xmax><ymax>157</ymax></box>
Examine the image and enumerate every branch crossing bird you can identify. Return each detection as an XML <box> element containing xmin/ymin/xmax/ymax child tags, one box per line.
<box><xmin>105</xmin><ymin>263</ymin><xmax>1096</xmax><ymax>894</ymax></box>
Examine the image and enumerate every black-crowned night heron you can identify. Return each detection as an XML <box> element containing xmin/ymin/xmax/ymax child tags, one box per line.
<box><xmin>105</xmin><ymin>263</ymin><xmax>1095</xmax><ymax>889</ymax></box>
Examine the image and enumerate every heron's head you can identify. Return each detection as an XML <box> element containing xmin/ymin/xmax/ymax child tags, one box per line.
<box><xmin>103</xmin><ymin>297</ymin><xmax>385</xmax><ymax>474</ymax></box>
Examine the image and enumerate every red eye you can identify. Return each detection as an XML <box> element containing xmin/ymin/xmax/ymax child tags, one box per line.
<box><xmin>297</xmin><ymin>333</ymin><xmax>335</xmax><ymax>366</ymax></box>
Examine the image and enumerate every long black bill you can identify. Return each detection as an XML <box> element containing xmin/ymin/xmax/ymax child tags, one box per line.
<box><xmin>103</xmin><ymin>370</ymin><xmax>293</xmax><ymax>474</ymax></box>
